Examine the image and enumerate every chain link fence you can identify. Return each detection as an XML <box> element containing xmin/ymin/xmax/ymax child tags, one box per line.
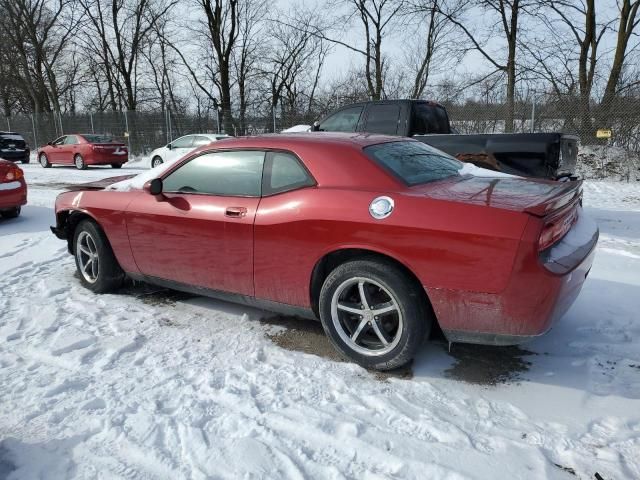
<box><xmin>4</xmin><ymin>96</ymin><xmax>640</xmax><ymax>168</ymax></box>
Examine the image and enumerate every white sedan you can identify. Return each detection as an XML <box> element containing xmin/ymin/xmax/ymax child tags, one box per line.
<box><xmin>148</xmin><ymin>133</ymin><xmax>231</xmax><ymax>168</ymax></box>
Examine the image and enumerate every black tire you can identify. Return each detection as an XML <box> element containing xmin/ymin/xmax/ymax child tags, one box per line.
<box><xmin>73</xmin><ymin>219</ymin><xmax>124</xmax><ymax>293</ymax></box>
<box><xmin>39</xmin><ymin>153</ymin><xmax>51</xmax><ymax>168</ymax></box>
<box><xmin>151</xmin><ymin>156</ymin><xmax>163</xmax><ymax>168</ymax></box>
<box><xmin>319</xmin><ymin>259</ymin><xmax>431</xmax><ymax>371</ymax></box>
<box><xmin>0</xmin><ymin>206</ymin><xmax>21</xmax><ymax>219</ymax></box>
<box><xmin>111</xmin><ymin>163</ymin><xmax>122</xmax><ymax>169</ymax></box>
<box><xmin>21</xmin><ymin>157</ymin><xmax>30</xmax><ymax>164</ymax></box>
<box><xmin>74</xmin><ymin>154</ymin><xmax>86</xmax><ymax>170</ymax></box>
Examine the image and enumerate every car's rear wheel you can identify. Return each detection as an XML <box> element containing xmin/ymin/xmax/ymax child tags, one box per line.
<box><xmin>73</xmin><ymin>219</ymin><xmax>124</xmax><ymax>293</ymax></box>
<box><xmin>0</xmin><ymin>207</ymin><xmax>21</xmax><ymax>219</ymax></box>
<box><xmin>111</xmin><ymin>163</ymin><xmax>122</xmax><ymax>169</ymax></box>
<box><xmin>74</xmin><ymin>154</ymin><xmax>86</xmax><ymax>170</ymax></box>
<box><xmin>319</xmin><ymin>259</ymin><xmax>431</xmax><ymax>371</ymax></box>
<box><xmin>151</xmin><ymin>156</ymin><xmax>163</xmax><ymax>168</ymax></box>
<box><xmin>39</xmin><ymin>153</ymin><xmax>51</xmax><ymax>168</ymax></box>
<box><xmin>21</xmin><ymin>157</ymin><xmax>29</xmax><ymax>164</ymax></box>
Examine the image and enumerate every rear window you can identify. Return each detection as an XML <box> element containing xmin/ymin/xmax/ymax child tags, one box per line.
<box><xmin>364</xmin><ymin>141</ymin><xmax>462</xmax><ymax>186</ymax></box>
<box><xmin>412</xmin><ymin>103</ymin><xmax>450</xmax><ymax>134</ymax></box>
<box><xmin>82</xmin><ymin>134</ymin><xmax>114</xmax><ymax>143</ymax></box>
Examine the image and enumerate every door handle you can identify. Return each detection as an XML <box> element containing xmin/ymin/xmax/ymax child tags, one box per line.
<box><xmin>225</xmin><ymin>206</ymin><xmax>247</xmax><ymax>218</ymax></box>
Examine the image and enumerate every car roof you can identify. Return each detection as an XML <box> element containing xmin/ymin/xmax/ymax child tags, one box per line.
<box><xmin>211</xmin><ymin>132</ymin><xmax>408</xmax><ymax>149</ymax></box>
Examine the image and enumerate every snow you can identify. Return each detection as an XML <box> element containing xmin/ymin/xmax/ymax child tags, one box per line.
<box><xmin>1</xmin><ymin>165</ymin><xmax>639</xmax><ymax>479</ymax></box>
<box><xmin>458</xmin><ymin>162</ymin><xmax>516</xmax><ymax>178</ymax></box>
<box><xmin>281</xmin><ymin>125</ymin><xmax>312</xmax><ymax>133</ymax></box>
<box><xmin>0</xmin><ymin>181</ymin><xmax>21</xmax><ymax>191</ymax></box>
<box><xmin>105</xmin><ymin>160</ymin><xmax>178</xmax><ymax>192</ymax></box>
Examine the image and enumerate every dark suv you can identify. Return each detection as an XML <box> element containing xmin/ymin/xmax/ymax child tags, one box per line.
<box><xmin>0</xmin><ymin>131</ymin><xmax>30</xmax><ymax>164</ymax></box>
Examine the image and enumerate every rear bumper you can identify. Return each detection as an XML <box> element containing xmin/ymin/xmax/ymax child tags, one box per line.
<box><xmin>0</xmin><ymin>180</ymin><xmax>27</xmax><ymax>209</ymax></box>
<box><xmin>0</xmin><ymin>150</ymin><xmax>29</xmax><ymax>162</ymax></box>
<box><xmin>432</xmin><ymin>210</ymin><xmax>598</xmax><ymax>346</ymax></box>
<box><xmin>87</xmin><ymin>152</ymin><xmax>128</xmax><ymax>165</ymax></box>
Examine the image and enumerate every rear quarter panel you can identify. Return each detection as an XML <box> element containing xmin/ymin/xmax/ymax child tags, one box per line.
<box><xmin>254</xmin><ymin>187</ymin><xmax>529</xmax><ymax>308</ymax></box>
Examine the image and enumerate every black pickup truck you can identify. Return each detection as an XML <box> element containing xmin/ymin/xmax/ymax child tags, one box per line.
<box><xmin>312</xmin><ymin>100</ymin><xmax>579</xmax><ymax>179</ymax></box>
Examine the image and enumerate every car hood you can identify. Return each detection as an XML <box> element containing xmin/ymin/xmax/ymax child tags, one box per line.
<box><xmin>63</xmin><ymin>175</ymin><xmax>136</xmax><ymax>191</ymax></box>
<box><xmin>413</xmin><ymin>175</ymin><xmax>582</xmax><ymax>216</ymax></box>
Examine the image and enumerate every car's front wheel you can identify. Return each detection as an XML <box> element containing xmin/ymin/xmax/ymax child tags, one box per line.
<box><xmin>73</xmin><ymin>219</ymin><xmax>124</xmax><ymax>293</ymax></box>
<box><xmin>319</xmin><ymin>259</ymin><xmax>432</xmax><ymax>371</ymax></box>
<box><xmin>0</xmin><ymin>206</ymin><xmax>21</xmax><ymax>219</ymax></box>
<box><xmin>151</xmin><ymin>156</ymin><xmax>163</xmax><ymax>168</ymax></box>
<box><xmin>39</xmin><ymin>153</ymin><xmax>51</xmax><ymax>168</ymax></box>
<box><xmin>111</xmin><ymin>163</ymin><xmax>122</xmax><ymax>169</ymax></box>
<box><xmin>74</xmin><ymin>154</ymin><xmax>86</xmax><ymax>170</ymax></box>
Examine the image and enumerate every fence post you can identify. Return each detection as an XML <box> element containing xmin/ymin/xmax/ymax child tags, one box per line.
<box><xmin>167</xmin><ymin>110</ymin><xmax>173</xmax><ymax>142</ymax></box>
<box><xmin>530</xmin><ymin>96</ymin><xmax>536</xmax><ymax>133</ymax></box>
<box><xmin>6</xmin><ymin>117</ymin><xmax>10</xmax><ymax>131</ymax></box>
<box><xmin>215</xmin><ymin>108</ymin><xmax>220</xmax><ymax>134</ymax></box>
<box><xmin>124</xmin><ymin>110</ymin><xmax>132</xmax><ymax>154</ymax></box>
<box><xmin>31</xmin><ymin>114</ymin><xmax>38</xmax><ymax>151</ymax></box>
<box><xmin>58</xmin><ymin>110</ymin><xmax>64</xmax><ymax>135</ymax></box>
<box><xmin>272</xmin><ymin>105</ymin><xmax>276</xmax><ymax>133</ymax></box>
<box><xmin>90</xmin><ymin>113</ymin><xmax>94</xmax><ymax>134</ymax></box>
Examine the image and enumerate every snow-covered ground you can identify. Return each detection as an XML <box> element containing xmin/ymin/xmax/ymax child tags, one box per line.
<box><xmin>1</xmin><ymin>164</ymin><xmax>639</xmax><ymax>479</ymax></box>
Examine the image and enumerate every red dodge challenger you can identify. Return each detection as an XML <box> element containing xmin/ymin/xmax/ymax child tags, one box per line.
<box><xmin>38</xmin><ymin>134</ymin><xmax>128</xmax><ymax>169</ymax></box>
<box><xmin>51</xmin><ymin>134</ymin><xmax>598</xmax><ymax>370</ymax></box>
<box><xmin>0</xmin><ymin>159</ymin><xmax>27</xmax><ymax>218</ymax></box>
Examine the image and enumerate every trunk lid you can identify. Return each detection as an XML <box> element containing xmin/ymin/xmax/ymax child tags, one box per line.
<box><xmin>414</xmin><ymin>176</ymin><xmax>582</xmax><ymax>217</ymax></box>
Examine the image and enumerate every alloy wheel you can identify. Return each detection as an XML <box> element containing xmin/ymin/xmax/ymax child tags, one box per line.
<box><xmin>330</xmin><ymin>277</ymin><xmax>403</xmax><ymax>356</ymax></box>
<box><xmin>76</xmin><ymin>231</ymin><xmax>99</xmax><ymax>283</ymax></box>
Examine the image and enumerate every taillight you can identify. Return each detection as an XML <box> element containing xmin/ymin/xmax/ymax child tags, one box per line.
<box><xmin>538</xmin><ymin>208</ymin><xmax>578</xmax><ymax>251</ymax></box>
<box><xmin>1</xmin><ymin>166</ymin><xmax>23</xmax><ymax>182</ymax></box>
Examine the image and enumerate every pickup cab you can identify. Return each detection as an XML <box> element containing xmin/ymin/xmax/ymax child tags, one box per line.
<box><xmin>312</xmin><ymin>100</ymin><xmax>579</xmax><ymax>179</ymax></box>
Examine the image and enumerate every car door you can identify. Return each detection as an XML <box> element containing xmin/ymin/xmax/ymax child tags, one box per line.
<box><xmin>63</xmin><ymin>135</ymin><xmax>80</xmax><ymax>164</ymax></box>
<box><xmin>125</xmin><ymin>149</ymin><xmax>265</xmax><ymax>297</ymax></box>
<box><xmin>166</xmin><ymin>135</ymin><xmax>195</xmax><ymax>163</ymax></box>
<box><xmin>48</xmin><ymin>136</ymin><xmax>67</xmax><ymax>163</ymax></box>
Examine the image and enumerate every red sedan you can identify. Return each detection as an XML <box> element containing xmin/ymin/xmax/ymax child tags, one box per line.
<box><xmin>38</xmin><ymin>134</ymin><xmax>128</xmax><ymax>169</ymax></box>
<box><xmin>50</xmin><ymin>134</ymin><xmax>598</xmax><ymax>370</ymax></box>
<box><xmin>0</xmin><ymin>159</ymin><xmax>27</xmax><ymax>218</ymax></box>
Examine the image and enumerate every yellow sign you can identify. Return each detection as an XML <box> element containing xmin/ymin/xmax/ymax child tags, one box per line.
<box><xmin>596</xmin><ymin>129</ymin><xmax>612</xmax><ymax>139</ymax></box>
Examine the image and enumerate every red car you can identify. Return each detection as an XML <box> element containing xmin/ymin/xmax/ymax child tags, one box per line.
<box><xmin>38</xmin><ymin>134</ymin><xmax>128</xmax><ymax>169</ymax></box>
<box><xmin>50</xmin><ymin>134</ymin><xmax>598</xmax><ymax>370</ymax></box>
<box><xmin>0</xmin><ymin>159</ymin><xmax>27</xmax><ymax>218</ymax></box>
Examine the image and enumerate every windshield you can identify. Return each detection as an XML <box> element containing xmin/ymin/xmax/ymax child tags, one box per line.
<box><xmin>364</xmin><ymin>141</ymin><xmax>462</xmax><ymax>186</ymax></box>
<box><xmin>82</xmin><ymin>134</ymin><xmax>115</xmax><ymax>143</ymax></box>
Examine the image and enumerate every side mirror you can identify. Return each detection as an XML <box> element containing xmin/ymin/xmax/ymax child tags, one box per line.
<box><xmin>47</xmin><ymin>141</ymin><xmax>53</xmax><ymax>146</ymax></box>
<box><xmin>167</xmin><ymin>143</ymin><xmax>172</xmax><ymax>150</ymax></box>
<box><xmin>143</xmin><ymin>178</ymin><xmax>163</xmax><ymax>197</ymax></box>
<box><xmin>312</xmin><ymin>121</ymin><xmax>320</xmax><ymax>132</ymax></box>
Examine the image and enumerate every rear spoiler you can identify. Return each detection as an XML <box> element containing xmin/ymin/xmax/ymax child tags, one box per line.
<box><xmin>524</xmin><ymin>179</ymin><xmax>583</xmax><ymax>217</ymax></box>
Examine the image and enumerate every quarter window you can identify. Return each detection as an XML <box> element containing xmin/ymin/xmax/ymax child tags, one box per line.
<box><xmin>318</xmin><ymin>106</ymin><xmax>363</xmax><ymax>132</ymax></box>
<box><xmin>162</xmin><ymin>150</ymin><xmax>265</xmax><ymax>196</ymax></box>
<box><xmin>263</xmin><ymin>151</ymin><xmax>314</xmax><ymax>195</ymax></box>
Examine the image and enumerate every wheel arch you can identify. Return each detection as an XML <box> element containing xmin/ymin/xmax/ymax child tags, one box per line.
<box><xmin>309</xmin><ymin>248</ymin><xmax>439</xmax><ymax>331</ymax></box>
<box><xmin>55</xmin><ymin>209</ymin><xmax>102</xmax><ymax>254</ymax></box>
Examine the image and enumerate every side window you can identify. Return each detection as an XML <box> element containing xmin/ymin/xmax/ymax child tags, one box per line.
<box><xmin>53</xmin><ymin>136</ymin><xmax>66</xmax><ymax>145</ymax></box>
<box><xmin>364</xmin><ymin>104</ymin><xmax>401</xmax><ymax>135</ymax></box>
<box><xmin>318</xmin><ymin>106</ymin><xmax>363</xmax><ymax>132</ymax></box>
<box><xmin>162</xmin><ymin>150</ymin><xmax>264</xmax><ymax>197</ymax></box>
<box><xmin>64</xmin><ymin>135</ymin><xmax>79</xmax><ymax>145</ymax></box>
<box><xmin>170</xmin><ymin>136</ymin><xmax>194</xmax><ymax>149</ymax></box>
<box><xmin>412</xmin><ymin>103</ymin><xmax>450</xmax><ymax>135</ymax></box>
<box><xmin>192</xmin><ymin>136</ymin><xmax>212</xmax><ymax>147</ymax></box>
<box><xmin>263</xmin><ymin>151</ymin><xmax>315</xmax><ymax>195</ymax></box>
